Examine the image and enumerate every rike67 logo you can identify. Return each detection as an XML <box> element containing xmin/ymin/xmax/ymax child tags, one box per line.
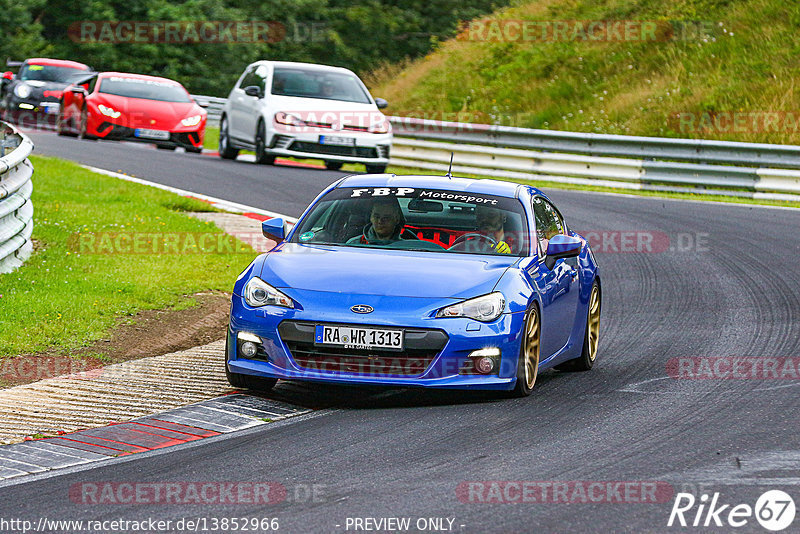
<box><xmin>668</xmin><ymin>490</ymin><xmax>796</xmax><ymax>531</ymax></box>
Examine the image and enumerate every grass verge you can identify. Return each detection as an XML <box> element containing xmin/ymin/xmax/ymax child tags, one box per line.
<box><xmin>368</xmin><ymin>0</ymin><xmax>800</xmax><ymax>145</ymax></box>
<box><xmin>0</xmin><ymin>155</ymin><xmax>254</xmax><ymax>358</ymax></box>
<box><xmin>204</xmin><ymin>125</ymin><xmax>219</xmax><ymax>152</ymax></box>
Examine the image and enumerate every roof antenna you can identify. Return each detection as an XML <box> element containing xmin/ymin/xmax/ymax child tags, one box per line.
<box><xmin>445</xmin><ymin>152</ymin><xmax>454</xmax><ymax>179</ymax></box>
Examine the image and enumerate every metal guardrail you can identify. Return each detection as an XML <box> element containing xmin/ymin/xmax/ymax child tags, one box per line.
<box><xmin>387</xmin><ymin>117</ymin><xmax>800</xmax><ymax>200</ymax></box>
<box><xmin>388</xmin><ymin>116</ymin><xmax>800</xmax><ymax>168</ymax></box>
<box><xmin>191</xmin><ymin>94</ymin><xmax>226</xmax><ymax>125</ymax></box>
<box><xmin>187</xmin><ymin>94</ymin><xmax>800</xmax><ymax>199</ymax></box>
<box><xmin>0</xmin><ymin>122</ymin><xmax>34</xmax><ymax>274</ymax></box>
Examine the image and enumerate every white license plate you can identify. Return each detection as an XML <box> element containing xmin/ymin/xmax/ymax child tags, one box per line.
<box><xmin>134</xmin><ymin>128</ymin><xmax>170</xmax><ymax>140</ymax></box>
<box><xmin>315</xmin><ymin>325</ymin><xmax>403</xmax><ymax>350</ymax></box>
<box><xmin>41</xmin><ymin>103</ymin><xmax>60</xmax><ymax>115</ymax></box>
<box><xmin>319</xmin><ymin>135</ymin><xmax>356</xmax><ymax>146</ymax></box>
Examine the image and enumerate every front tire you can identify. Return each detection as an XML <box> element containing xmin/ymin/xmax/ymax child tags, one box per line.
<box><xmin>77</xmin><ymin>106</ymin><xmax>95</xmax><ymax>140</ymax></box>
<box><xmin>512</xmin><ymin>304</ymin><xmax>541</xmax><ymax>397</ymax></box>
<box><xmin>219</xmin><ymin>116</ymin><xmax>239</xmax><ymax>160</ymax></box>
<box><xmin>255</xmin><ymin>121</ymin><xmax>275</xmax><ymax>165</ymax></box>
<box><xmin>56</xmin><ymin>112</ymin><xmax>75</xmax><ymax>137</ymax></box>
<box><xmin>556</xmin><ymin>281</ymin><xmax>601</xmax><ymax>372</ymax></box>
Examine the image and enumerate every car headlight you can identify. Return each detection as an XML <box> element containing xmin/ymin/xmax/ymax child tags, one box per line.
<box><xmin>98</xmin><ymin>104</ymin><xmax>121</xmax><ymax>118</ymax></box>
<box><xmin>274</xmin><ymin>111</ymin><xmax>305</xmax><ymax>127</ymax></box>
<box><xmin>243</xmin><ymin>277</ymin><xmax>294</xmax><ymax>309</ymax></box>
<box><xmin>436</xmin><ymin>292</ymin><xmax>505</xmax><ymax>322</ymax></box>
<box><xmin>14</xmin><ymin>84</ymin><xmax>30</xmax><ymax>99</ymax></box>
<box><xmin>368</xmin><ymin>119</ymin><xmax>391</xmax><ymax>134</ymax></box>
<box><xmin>181</xmin><ymin>114</ymin><xmax>202</xmax><ymax>127</ymax></box>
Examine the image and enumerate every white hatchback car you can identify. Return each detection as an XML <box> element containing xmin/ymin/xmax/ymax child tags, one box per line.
<box><xmin>219</xmin><ymin>61</ymin><xmax>392</xmax><ymax>172</ymax></box>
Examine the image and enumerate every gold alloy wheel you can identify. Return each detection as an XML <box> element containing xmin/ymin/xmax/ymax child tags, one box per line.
<box><xmin>524</xmin><ymin>307</ymin><xmax>540</xmax><ymax>390</ymax></box>
<box><xmin>587</xmin><ymin>285</ymin><xmax>601</xmax><ymax>362</ymax></box>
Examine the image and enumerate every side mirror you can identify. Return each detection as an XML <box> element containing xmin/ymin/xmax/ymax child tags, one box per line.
<box><xmin>374</xmin><ymin>97</ymin><xmax>388</xmax><ymax>109</ymax></box>
<box><xmin>544</xmin><ymin>235</ymin><xmax>582</xmax><ymax>270</ymax></box>
<box><xmin>244</xmin><ymin>85</ymin><xmax>262</xmax><ymax>98</ymax></box>
<box><xmin>262</xmin><ymin>218</ymin><xmax>287</xmax><ymax>242</ymax></box>
<box><xmin>2</xmin><ymin>71</ymin><xmax>13</xmax><ymax>81</ymax></box>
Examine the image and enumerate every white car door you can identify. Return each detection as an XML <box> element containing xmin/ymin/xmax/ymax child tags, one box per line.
<box><xmin>228</xmin><ymin>67</ymin><xmax>254</xmax><ymax>142</ymax></box>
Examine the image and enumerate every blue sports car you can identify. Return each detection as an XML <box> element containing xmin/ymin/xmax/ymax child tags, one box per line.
<box><xmin>226</xmin><ymin>174</ymin><xmax>601</xmax><ymax>396</ymax></box>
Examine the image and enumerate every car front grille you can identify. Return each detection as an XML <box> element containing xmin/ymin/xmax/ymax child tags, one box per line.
<box><xmin>288</xmin><ymin>141</ymin><xmax>379</xmax><ymax>159</ymax></box>
<box><xmin>278</xmin><ymin>321</ymin><xmax>448</xmax><ymax>377</ymax></box>
<box><xmin>97</xmin><ymin>122</ymin><xmax>133</xmax><ymax>139</ymax></box>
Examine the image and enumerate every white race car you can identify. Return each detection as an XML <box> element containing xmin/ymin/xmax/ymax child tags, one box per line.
<box><xmin>219</xmin><ymin>61</ymin><xmax>392</xmax><ymax>173</ymax></box>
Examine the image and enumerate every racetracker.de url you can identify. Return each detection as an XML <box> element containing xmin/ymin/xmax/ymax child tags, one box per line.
<box><xmin>0</xmin><ymin>516</ymin><xmax>279</xmax><ymax>533</ymax></box>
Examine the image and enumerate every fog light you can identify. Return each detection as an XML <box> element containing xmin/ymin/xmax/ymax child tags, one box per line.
<box><xmin>240</xmin><ymin>341</ymin><xmax>257</xmax><ymax>358</ymax></box>
<box><xmin>474</xmin><ymin>356</ymin><xmax>495</xmax><ymax>374</ymax></box>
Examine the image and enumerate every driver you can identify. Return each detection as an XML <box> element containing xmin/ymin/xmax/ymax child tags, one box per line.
<box><xmin>347</xmin><ymin>197</ymin><xmax>417</xmax><ymax>245</ymax></box>
<box><xmin>474</xmin><ymin>205</ymin><xmax>515</xmax><ymax>254</ymax></box>
<box><xmin>321</xmin><ymin>80</ymin><xmax>335</xmax><ymax>98</ymax></box>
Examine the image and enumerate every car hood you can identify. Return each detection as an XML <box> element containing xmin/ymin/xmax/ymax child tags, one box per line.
<box><xmin>93</xmin><ymin>94</ymin><xmax>202</xmax><ymax>122</ymax></box>
<box><xmin>258</xmin><ymin>243</ymin><xmax>517</xmax><ymax>299</ymax></box>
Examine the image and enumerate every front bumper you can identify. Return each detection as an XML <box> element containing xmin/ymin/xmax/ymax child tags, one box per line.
<box><xmin>91</xmin><ymin>121</ymin><xmax>204</xmax><ymax>150</ymax></box>
<box><xmin>2</xmin><ymin>99</ymin><xmax>60</xmax><ymax>129</ymax></box>
<box><xmin>266</xmin><ymin>130</ymin><xmax>391</xmax><ymax>165</ymax></box>
<box><xmin>226</xmin><ymin>292</ymin><xmax>525</xmax><ymax>391</ymax></box>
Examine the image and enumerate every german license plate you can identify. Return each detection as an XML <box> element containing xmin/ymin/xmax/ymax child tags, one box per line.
<box><xmin>41</xmin><ymin>103</ymin><xmax>60</xmax><ymax>115</ymax></box>
<box><xmin>319</xmin><ymin>135</ymin><xmax>356</xmax><ymax>146</ymax></box>
<box><xmin>134</xmin><ymin>128</ymin><xmax>170</xmax><ymax>140</ymax></box>
<box><xmin>315</xmin><ymin>325</ymin><xmax>403</xmax><ymax>350</ymax></box>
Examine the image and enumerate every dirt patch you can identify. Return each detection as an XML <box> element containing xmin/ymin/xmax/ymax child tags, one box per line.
<box><xmin>0</xmin><ymin>292</ymin><xmax>231</xmax><ymax>389</ymax></box>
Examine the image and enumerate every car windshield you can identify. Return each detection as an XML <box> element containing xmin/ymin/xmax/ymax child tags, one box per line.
<box><xmin>19</xmin><ymin>64</ymin><xmax>87</xmax><ymax>83</ymax></box>
<box><xmin>98</xmin><ymin>77</ymin><xmax>192</xmax><ymax>103</ymax></box>
<box><xmin>291</xmin><ymin>186</ymin><xmax>530</xmax><ymax>256</ymax></box>
<box><xmin>271</xmin><ymin>67</ymin><xmax>371</xmax><ymax>104</ymax></box>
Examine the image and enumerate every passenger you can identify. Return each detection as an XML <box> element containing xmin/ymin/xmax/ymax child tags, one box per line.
<box><xmin>474</xmin><ymin>205</ymin><xmax>515</xmax><ymax>254</ymax></box>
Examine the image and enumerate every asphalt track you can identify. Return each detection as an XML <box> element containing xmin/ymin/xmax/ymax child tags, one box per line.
<box><xmin>3</xmin><ymin>131</ymin><xmax>800</xmax><ymax>533</ymax></box>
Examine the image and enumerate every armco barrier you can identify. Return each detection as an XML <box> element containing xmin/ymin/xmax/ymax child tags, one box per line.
<box><xmin>191</xmin><ymin>94</ymin><xmax>226</xmax><ymax>125</ymax></box>
<box><xmin>387</xmin><ymin>117</ymin><xmax>800</xmax><ymax>199</ymax></box>
<box><xmin>188</xmin><ymin>94</ymin><xmax>800</xmax><ymax>199</ymax></box>
<box><xmin>0</xmin><ymin>122</ymin><xmax>34</xmax><ymax>274</ymax></box>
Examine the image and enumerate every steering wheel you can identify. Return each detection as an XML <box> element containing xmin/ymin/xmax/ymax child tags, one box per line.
<box><xmin>448</xmin><ymin>233</ymin><xmax>498</xmax><ymax>251</ymax></box>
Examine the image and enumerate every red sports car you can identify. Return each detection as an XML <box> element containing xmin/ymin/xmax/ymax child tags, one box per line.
<box><xmin>58</xmin><ymin>72</ymin><xmax>206</xmax><ymax>152</ymax></box>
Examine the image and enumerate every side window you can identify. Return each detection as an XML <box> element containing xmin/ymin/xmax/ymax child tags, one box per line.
<box><xmin>531</xmin><ymin>197</ymin><xmax>565</xmax><ymax>256</ymax></box>
<box><xmin>237</xmin><ymin>67</ymin><xmax>255</xmax><ymax>90</ymax></box>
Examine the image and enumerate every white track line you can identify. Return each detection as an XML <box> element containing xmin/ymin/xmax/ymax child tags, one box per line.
<box><xmin>81</xmin><ymin>164</ymin><xmax>298</xmax><ymax>223</ymax></box>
